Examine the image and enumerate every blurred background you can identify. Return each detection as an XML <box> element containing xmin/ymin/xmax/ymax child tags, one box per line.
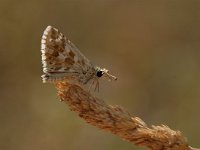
<box><xmin>1</xmin><ymin>0</ymin><xmax>200</xmax><ymax>149</ymax></box>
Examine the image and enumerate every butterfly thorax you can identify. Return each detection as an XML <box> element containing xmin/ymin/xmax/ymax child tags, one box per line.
<box><xmin>78</xmin><ymin>66</ymin><xmax>97</xmax><ymax>84</ymax></box>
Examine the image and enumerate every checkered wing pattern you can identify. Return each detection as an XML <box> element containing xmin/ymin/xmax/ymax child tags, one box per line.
<box><xmin>41</xmin><ymin>26</ymin><xmax>94</xmax><ymax>84</ymax></box>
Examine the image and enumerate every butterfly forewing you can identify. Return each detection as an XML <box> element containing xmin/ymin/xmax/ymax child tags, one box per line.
<box><xmin>41</xmin><ymin>26</ymin><xmax>93</xmax><ymax>83</ymax></box>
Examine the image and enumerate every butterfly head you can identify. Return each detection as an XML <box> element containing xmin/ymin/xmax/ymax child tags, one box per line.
<box><xmin>95</xmin><ymin>67</ymin><xmax>117</xmax><ymax>81</ymax></box>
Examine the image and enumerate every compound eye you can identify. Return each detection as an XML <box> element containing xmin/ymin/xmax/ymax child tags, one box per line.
<box><xmin>96</xmin><ymin>70</ymin><xmax>103</xmax><ymax>77</ymax></box>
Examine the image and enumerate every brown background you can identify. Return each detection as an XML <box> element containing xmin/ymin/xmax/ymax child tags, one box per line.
<box><xmin>1</xmin><ymin>0</ymin><xmax>200</xmax><ymax>150</ymax></box>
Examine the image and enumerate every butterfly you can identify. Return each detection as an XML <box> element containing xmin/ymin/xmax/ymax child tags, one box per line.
<box><xmin>41</xmin><ymin>26</ymin><xmax>117</xmax><ymax>91</ymax></box>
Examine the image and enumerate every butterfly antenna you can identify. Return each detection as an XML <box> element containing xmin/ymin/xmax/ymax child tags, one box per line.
<box><xmin>104</xmin><ymin>71</ymin><xmax>117</xmax><ymax>81</ymax></box>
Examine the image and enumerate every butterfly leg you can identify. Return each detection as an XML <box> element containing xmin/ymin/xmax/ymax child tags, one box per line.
<box><xmin>88</xmin><ymin>79</ymin><xmax>95</xmax><ymax>92</ymax></box>
<box><xmin>94</xmin><ymin>79</ymin><xmax>99</xmax><ymax>92</ymax></box>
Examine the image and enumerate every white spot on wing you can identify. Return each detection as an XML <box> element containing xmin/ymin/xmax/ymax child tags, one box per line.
<box><xmin>41</xmin><ymin>44</ymin><xmax>46</xmax><ymax>49</ymax></box>
<box><xmin>42</xmin><ymin>61</ymin><xmax>48</xmax><ymax>67</ymax></box>
<box><xmin>42</xmin><ymin>35</ymin><xmax>47</xmax><ymax>39</ymax></box>
<box><xmin>43</xmin><ymin>68</ymin><xmax>48</xmax><ymax>73</ymax></box>
<box><xmin>44</xmin><ymin>26</ymin><xmax>52</xmax><ymax>35</ymax></box>
<box><xmin>41</xmin><ymin>50</ymin><xmax>46</xmax><ymax>54</ymax></box>
<box><xmin>41</xmin><ymin>39</ymin><xmax>46</xmax><ymax>44</ymax></box>
<box><xmin>42</xmin><ymin>55</ymin><xmax>47</xmax><ymax>60</ymax></box>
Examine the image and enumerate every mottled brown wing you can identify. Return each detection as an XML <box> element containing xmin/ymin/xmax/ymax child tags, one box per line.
<box><xmin>41</xmin><ymin>26</ymin><xmax>92</xmax><ymax>83</ymax></box>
